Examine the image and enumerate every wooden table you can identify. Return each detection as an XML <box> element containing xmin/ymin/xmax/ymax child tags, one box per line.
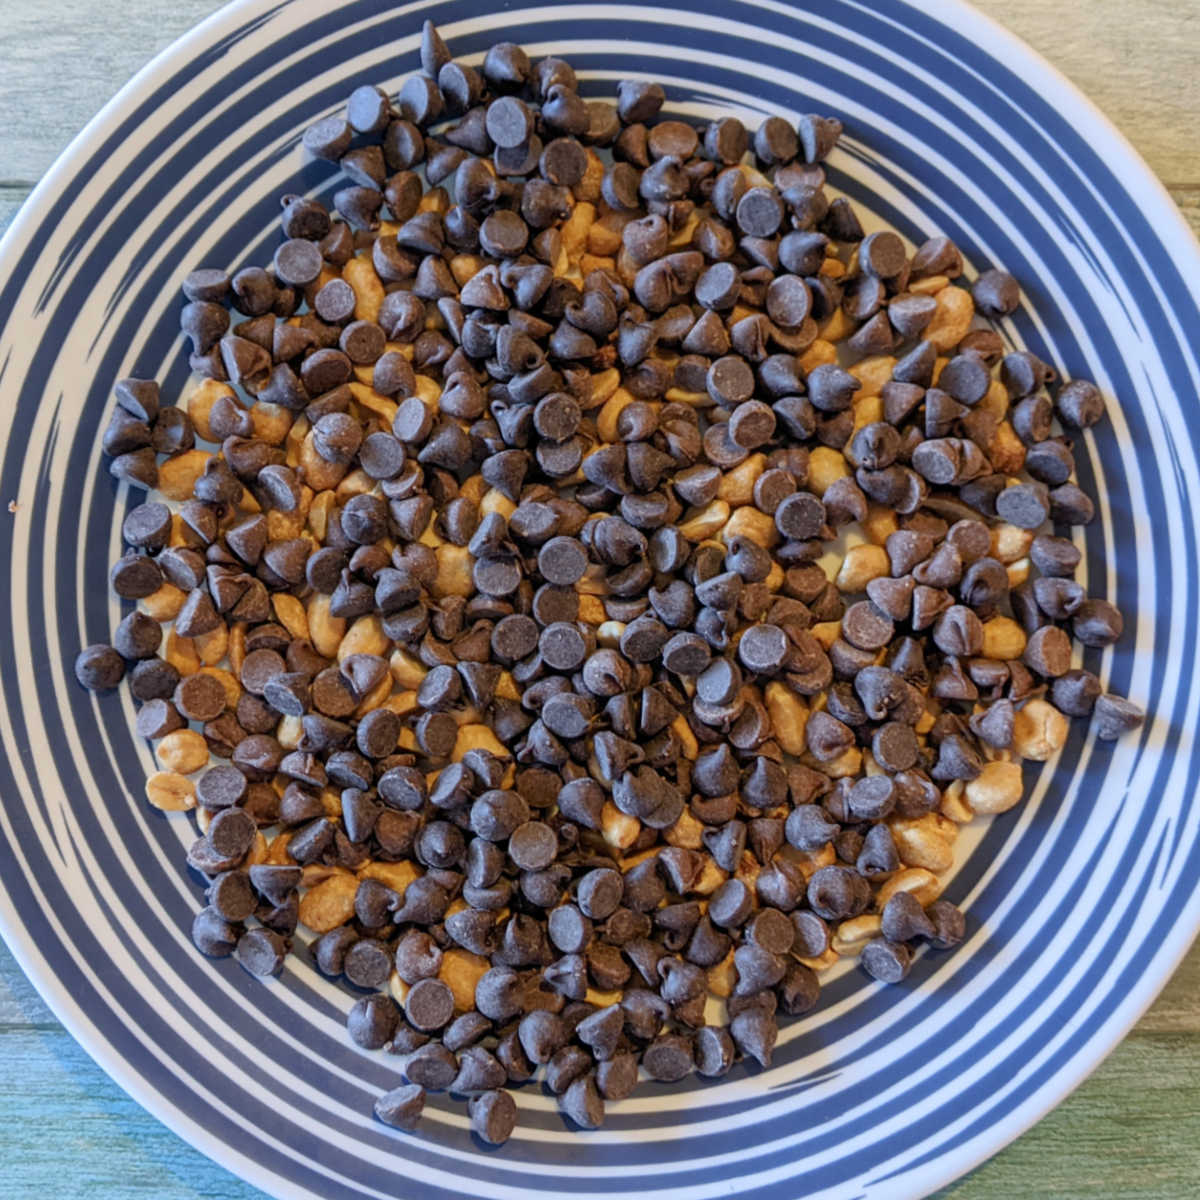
<box><xmin>2</xmin><ymin>2</ymin><xmax>1197</xmax><ymax>1196</ymax></box>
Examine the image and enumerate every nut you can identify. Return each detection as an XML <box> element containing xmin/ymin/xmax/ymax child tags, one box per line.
<box><xmin>720</xmin><ymin>504</ymin><xmax>776</xmax><ymax>547</ymax></box>
<box><xmin>989</xmin><ymin>420</ymin><xmax>1026</xmax><ymax>474</ymax></box>
<box><xmin>228</xmin><ymin>622</ymin><xmax>247</xmax><ymax>676</ymax></box>
<box><xmin>140</xmin><ymin>582</ymin><xmax>186</xmax><ymax>622</ymax></box>
<box><xmin>244</xmin><ymin>832</ymin><xmax>269</xmax><ymax>867</ymax></box>
<box><xmin>908</xmin><ymin>273</ymin><xmax>948</xmax><ymax>296</ymax></box>
<box><xmin>299</xmin><ymin>429</ymin><xmax>348</xmax><ymax>491</ymax></box>
<box><xmin>892</xmin><ymin>822</ymin><xmax>955</xmax><ymax>874</ymax></box>
<box><xmin>307</xmin><ymin>592</ymin><xmax>346</xmax><ymax>659</ymax></box>
<box><xmin>965</xmin><ymin>759</ymin><xmax>1025</xmax><ymax>814</ymax></box>
<box><xmin>665</xmin><ymin>808</ymin><xmax>704</xmax><ymax>850</ymax></box>
<box><xmin>479</xmin><ymin>487</ymin><xmax>516</xmax><ymax>519</ymax></box>
<box><xmin>831</xmin><ymin>914</ymin><xmax>882</xmax><ymax>956</ymax></box>
<box><xmin>158</xmin><ymin>449</ymin><xmax>211</xmax><ymax>501</ymax></box>
<box><xmin>693</xmin><ymin>858</ymin><xmax>727</xmax><ymax>895</ymax></box>
<box><xmin>186</xmin><ymin>379</ymin><xmax>234</xmax><ymax>442</ymax></box>
<box><xmin>671</xmin><ymin>714</ymin><xmax>698</xmax><ymax>760</ymax></box>
<box><xmin>342</xmin><ymin>255</ymin><xmax>385</xmax><ymax>322</ymax></box>
<box><xmin>716</xmin><ymin>453</ymin><xmax>766</xmax><ymax>507</ymax></box>
<box><xmin>678</xmin><ymin>500</ymin><xmax>730</xmax><ymax>541</ymax></box>
<box><xmin>939</xmin><ymin>779</ymin><xmax>975</xmax><ymax>823</ymax></box>
<box><xmin>876</xmin><ymin>867</ymin><xmax>942</xmax><ymax>911</ymax></box>
<box><xmin>765</xmin><ymin>681</ymin><xmax>808</xmax><ymax>755</ymax></box>
<box><xmin>1012</xmin><ymin>698</ymin><xmax>1068</xmax><ymax>761</ymax></box>
<box><xmin>299</xmin><ymin>873</ymin><xmax>359</xmax><ymax>933</ymax></box>
<box><xmin>822</xmin><ymin>745</ymin><xmax>863</xmax><ymax>779</ymax></box>
<box><xmin>707</xmin><ymin>950</ymin><xmax>736</xmax><ymax>998</ymax></box>
<box><xmin>798</xmin><ymin>339</ymin><xmax>837</xmax><ymax>373</ymax></box>
<box><xmin>193</xmin><ymin>622</ymin><xmax>228</xmax><ymax>667</ymax></box>
<box><xmin>440</xmin><ymin>948</ymin><xmax>490</xmax><ymax>1012</ymax></box>
<box><xmin>154</xmin><ymin>729</ymin><xmax>209</xmax><ymax>774</ymax></box>
<box><xmin>452</xmin><ymin>723</ymin><xmax>506</xmax><ymax>761</ymax></box>
<box><xmin>432</xmin><ymin>544</ymin><xmax>475</xmax><ymax>598</ymax></box>
<box><xmin>810</xmin><ymin>620</ymin><xmax>841</xmax><ymax>650</ymax></box>
<box><xmin>808</xmin><ymin>446</ymin><xmax>850</xmax><ymax>496</ymax></box>
<box><xmin>797</xmin><ymin>948</ymin><xmax>840</xmax><ymax>971</ymax></box>
<box><xmin>264</xmin><ymin>831</ymin><xmax>294</xmax><ymax>865</ymax></box>
<box><xmin>981</xmin><ymin>616</ymin><xmax>1027</xmax><ymax>660</ymax></box>
<box><xmin>560</xmin><ymin>202</ymin><xmax>595</xmax><ymax>258</ymax></box>
<box><xmin>848</xmin><ymin>354</ymin><xmax>896</xmax><ymax>397</ymax></box>
<box><xmin>389</xmin><ymin>648</ymin><xmax>427</xmax><ymax>690</ymax></box>
<box><xmin>836</xmin><ymin>543</ymin><xmax>890</xmax><ymax>592</ymax></box>
<box><xmin>355</xmin><ymin>672</ymin><xmax>393</xmax><ymax>718</ymax></box>
<box><xmin>271</xmin><ymin>593</ymin><xmax>309</xmax><ymax>640</ymax></box>
<box><xmin>276</xmin><ymin>715</ymin><xmax>303</xmax><ymax>750</ymax></box>
<box><xmin>144</xmin><ymin>771</ymin><xmax>196</xmax><ymax>812</ymax></box>
<box><xmin>337</xmin><ymin>614</ymin><xmax>388</xmax><ymax>662</ymax></box>
<box><xmin>925</xmin><ymin>285</ymin><xmax>974</xmax><ymax>351</ymax></box>
<box><xmin>991</xmin><ymin>523</ymin><xmax>1034</xmax><ymax>564</ymax></box>
<box><xmin>358</xmin><ymin>860</ymin><xmax>419</xmax><ymax>896</ymax></box>
<box><xmin>251</xmin><ymin>401</ymin><xmax>293</xmax><ymax>446</ymax></box>
<box><xmin>601</xmin><ymin>801</ymin><xmax>640</xmax><ymax>851</ymax></box>
<box><xmin>851</xmin><ymin>393</ymin><xmax>884</xmax><ymax>434</ymax></box>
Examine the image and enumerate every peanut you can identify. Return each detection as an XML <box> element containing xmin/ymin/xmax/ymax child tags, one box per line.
<box><xmin>144</xmin><ymin>771</ymin><xmax>196</xmax><ymax>812</ymax></box>
<box><xmin>966</xmin><ymin>759</ymin><xmax>1025</xmax><ymax>814</ymax></box>
<box><xmin>185</xmin><ymin>378</ymin><xmax>234</xmax><ymax>442</ymax></box>
<box><xmin>154</xmin><ymin>729</ymin><xmax>209</xmax><ymax>774</ymax></box>
<box><xmin>836</xmin><ymin>543</ymin><xmax>890</xmax><ymax>592</ymax></box>
<box><xmin>678</xmin><ymin>500</ymin><xmax>730</xmax><ymax>541</ymax></box>
<box><xmin>432</xmin><ymin>543</ymin><xmax>474</xmax><ymax>598</ymax></box>
<box><xmin>140</xmin><ymin>582</ymin><xmax>186</xmax><ymax>622</ymax></box>
<box><xmin>601</xmin><ymin>802</ymin><xmax>640</xmax><ymax>851</ymax></box>
<box><xmin>808</xmin><ymin>445</ymin><xmax>850</xmax><ymax>496</ymax></box>
<box><xmin>157</xmin><ymin>449</ymin><xmax>211</xmax><ymax>501</ymax></box>
<box><xmin>720</xmin><ymin>504</ymin><xmax>776</xmax><ymax>547</ymax></box>
<box><xmin>271</xmin><ymin>593</ymin><xmax>309</xmax><ymax>641</ymax></box>
<box><xmin>298</xmin><ymin>873</ymin><xmax>358</xmax><ymax>933</ymax></box>
<box><xmin>765</xmin><ymin>681</ymin><xmax>808</xmax><ymax>755</ymax></box>
<box><xmin>831</xmin><ymin>914</ymin><xmax>882</xmax><ymax>956</ymax></box>
<box><xmin>337</xmin><ymin>614</ymin><xmax>388</xmax><ymax>662</ymax></box>
<box><xmin>876</xmin><ymin>868</ymin><xmax>942</xmax><ymax>911</ymax></box>
<box><xmin>441</xmin><ymin>948</ymin><xmax>490</xmax><ymax>1012</ymax></box>
<box><xmin>981</xmin><ymin>616</ymin><xmax>1027</xmax><ymax>660</ymax></box>
<box><xmin>192</xmin><ymin>622</ymin><xmax>228</xmax><ymax>667</ymax></box>
<box><xmin>307</xmin><ymin>592</ymin><xmax>345</xmax><ymax>659</ymax></box>
<box><xmin>452</xmin><ymin>723</ymin><xmax>507</xmax><ymax>761</ymax></box>
<box><xmin>342</xmin><ymin>255</ymin><xmax>384</xmax><ymax>322</ymax></box>
<box><xmin>1012</xmin><ymin>698</ymin><xmax>1068</xmax><ymax>761</ymax></box>
<box><xmin>925</xmin><ymin>285</ymin><xmax>974</xmax><ymax>351</ymax></box>
<box><xmin>848</xmin><ymin>355</ymin><xmax>896</xmax><ymax>397</ymax></box>
<box><xmin>716</xmin><ymin>453</ymin><xmax>766</xmax><ymax>507</ymax></box>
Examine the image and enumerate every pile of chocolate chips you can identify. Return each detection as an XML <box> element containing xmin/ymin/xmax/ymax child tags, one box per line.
<box><xmin>75</xmin><ymin>20</ymin><xmax>1144</xmax><ymax>1144</ymax></box>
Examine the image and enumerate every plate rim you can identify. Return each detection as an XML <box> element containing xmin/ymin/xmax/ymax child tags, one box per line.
<box><xmin>0</xmin><ymin>0</ymin><xmax>1198</xmax><ymax>1197</ymax></box>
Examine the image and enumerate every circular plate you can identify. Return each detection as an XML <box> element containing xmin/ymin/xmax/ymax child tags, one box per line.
<box><xmin>0</xmin><ymin>2</ymin><xmax>1197</xmax><ymax>1197</ymax></box>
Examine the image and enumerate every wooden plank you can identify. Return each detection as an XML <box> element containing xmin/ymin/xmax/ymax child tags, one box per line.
<box><xmin>0</xmin><ymin>0</ymin><xmax>221</xmax><ymax>187</ymax></box>
<box><xmin>970</xmin><ymin>0</ymin><xmax>1200</xmax><ymax>185</ymax></box>
<box><xmin>1</xmin><ymin>2</ymin><xmax>1198</xmax><ymax>191</ymax></box>
<box><xmin>938</xmin><ymin>1033</ymin><xmax>1200</xmax><ymax>1198</ymax></box>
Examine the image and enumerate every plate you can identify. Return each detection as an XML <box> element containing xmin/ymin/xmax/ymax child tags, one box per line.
<box><xmin>1</xmin><ymin>1</ymin><xmax>1198</xmax><ymax>1197</ymax></box>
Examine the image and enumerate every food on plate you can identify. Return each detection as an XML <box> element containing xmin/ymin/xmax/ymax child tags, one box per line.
<box><xmin>74</xmin><ymin>19</ymin><xmax>1143</xmax><ymax>1144</ymax></box>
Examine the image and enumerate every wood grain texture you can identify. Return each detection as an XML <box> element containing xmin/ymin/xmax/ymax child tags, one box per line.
<box><xmin>1</xmin><ymin>2</ymin><xmax>1198</xmax><ymax>1199</ymax></box>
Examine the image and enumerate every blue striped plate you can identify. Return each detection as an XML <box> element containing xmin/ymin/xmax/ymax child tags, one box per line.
<box><xmin>0</xmin><ymin>1</ymin><xmax>1197</xmax><ymax>1197</ymax></box>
